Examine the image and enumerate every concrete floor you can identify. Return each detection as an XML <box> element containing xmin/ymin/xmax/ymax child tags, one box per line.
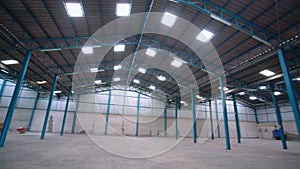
<box><xmin>0</xmin><ymin>132</ymin><xmax>300</xmax><ymax>169</ymax></box>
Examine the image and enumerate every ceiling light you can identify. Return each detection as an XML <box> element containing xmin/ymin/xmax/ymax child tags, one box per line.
<box><xmin>138</xmin><ymin>67</ymin><xmax>146</xmax><ymax>74</ymax></box>
<box><xmin>114</xmin><ymin>77</ymin><xmax>121</xmax><ymax>82</ymax></box>
<box><xmin>274</xmin><ymin>91</ymin><xmax>281</xmax><ymax>96</ymax></box>
<box><xmin>169</xmin><ymin>0</ymin><xmax>179</xmax><ymax>3</ymax></box>
<box><xmin>252</xmin><ymin>35</ymin><xmax>272</xmax><ymax>47</ymax></box>
<box><xmin>1</xmin><ymin>69</ymin><xmax>9</xmax><ymax>74</ymax></box>
<box><xmin>180</xmin><ymin>101</ymin><xmax>186</xmax><ymax>104</ymax></box>
<box><xmin>40</xmin><ymin>48</ymin><xmax>62</xmax><ymax>52</ymax></box>
<box><xmin>81</xmin><ymin>47</ymin><xmax>93</xmax><ymax>54</ymax></box>
<box><xmin>210</xmin><ymin>14</ymin><xmax>232</xmax><ymax>26</ymax></box>
<box><xmin>238</xmin><ymin>92</ymin><xmax>245</xmax><ymax>95</ymax></box>
<box><xmin>36</xmin><ymin>80</ymin><xmax>47</xmax><ymax>85</ymax></box>
<box><xmin>249</xmin><ymin>96</ymin><xmax>257</xmax><ymax>100</ymax></box>
<box><xmin>149</xmin><ymin>85</ymin><xmax>156</xmax><ymax>90</ymax></box>
<box><xmin>116</xmin><ymin>3</ymin><xmax>131</xmax><ymax>17</ymax></box>
<box><xmin>259</xmin><ymin>69</ymin><xmax>275</xmax><ymax>77</ymax></box>
<box><xmin>157</xmin><ymin>75</ymin><xmax>166</xmax><ymax>81</ymax></box>
<box><xmin>90</xmin><ymin>68</ymin><xmax>99</xmax><ymax>73</ymax></box>
<box><xmin>54</xmin><ymin>90</ymin><xmax>62</xmax><ymax>94</ymax></box>
<box><xmin>171</xmin><ymin>57</ymin><xmax>186</xmax><ymax>68</ymax></box>
<box><xmin>196</xmin><ymin>29</ymin><xmax>214</xmax><ymax>42</ymax></box>
<box><xmin>258</xmin><ymin>86</ymin><xmax>267</xmax><ymax>90</ymax></box>
<box><xmin>65</xmin><ymin>3</ymin><xmax>84</xmax><ymax>17</ymax></box>
<box><xmin>196</xmin><ymin>95</ymin><xmax>203</xmax><ymax>99</ymax></box>
<box><xmin>133</xmin><ymin>79</ymin><xmax>140</xmax><ymax>84</ymax></box>
<box><xmin>95</xmin><ymin>80</ymin><xmax>102</xmax><ymax>84</ymax></box>
<box><xmin>161</xmin><ymin>12</ymin><xmax>177</xmax><ymax>27</ymax></box>
<box><xmin>114</xmin><ymin>44</ymin><xmax>125</xmax><ymax>52</ymax></box>
<box><xmin>1</xmin><ymin>60</ymin><xmax>19</xmax><ymax>65</ymax></box>
<box><xmin>218</xmin><ymin>86</ymin><xmax>229</xmax><ymax>91</ymax></box>
<box><xmin>146</xmin><ymin>48</ymin><xmax>157</xmax><ymax>57</ymax></box>
<box><xmin>114</xmin><ymin>64</ymin><xmax>122</xmax><ymax>70</ymax></box>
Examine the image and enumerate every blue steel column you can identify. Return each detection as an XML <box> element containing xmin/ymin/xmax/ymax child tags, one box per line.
<box><xmin>191</xmin><ymin>90</ymin><xmax>197</xmax><ymax>143</ymax></box>
<box><xmin>175</xmin><ymin>97</ymin><xmax>178</xmax><ymax>139</ymax></box>
<box><xmin>164</xmin><ymin>102</ymin><xmax>167</xmax><ymax>137</ymax></box>
<box><xmin>72</xmin><ymin>94</ymin><xmax>80</xmax><ymax>134</ymax></box>
<box><xmin>254</xmin><ymin>108</ymin><xmax>259</xmax><ymax>124</ymax></box>
<box><xmin>27</xmin><ymin>92</ymin><xmax>40</xmax><ymax>131</ymax></box>
<box><xmin>278</xmin><ymin>48</ymin><xmax>300</xmax><ymax>138</ymax></box>
<box><xmin>209</xmin><ymin>100</ymin><xmax>214</xmax><ymax>140</ymax></box>
<box><xmin>105</xmin><ymin>90</ymin><xmax>112</xmax><ymax>135</ymax></box>
<box><xmin>60</xmin><ymin>87</ymin><xmax>72</xmax><ymax>136</ymax></box>
<box><xmin>0</xmin><ymin>80</ymin><xmax>6</xmax><ymax>97</ymax></box>
<box><xmin>136</xmin><ymin>93</ymin><xmax>140</xmax><ymax>136</ymax></box>
<box><xmin>0</xmin><ymin>51</ymin><xmax>32</xmax><ymax>147</ymax></box>
<box><xmin>232</xmin><ymin>94</ymin><xmax>241</xmax><ymax>143</ymax></box>
<box><xmin>40</xmin><ymin>75</ymin><xmax>58</xmax><ymax>139</ymax></box>
<box><xmin>215</xmin><ymin>100</ymin><xmax>221</xmax><ymax>138</ymax></box>
<box><xmin>220</xmin><ymin>76</ymin><xmax>231</xmax><ymax>150</ymax></box>
<box><xmin>271</xmin><ymin>85</ymin><xmax>287</xmax><ymax>149</ymax></box>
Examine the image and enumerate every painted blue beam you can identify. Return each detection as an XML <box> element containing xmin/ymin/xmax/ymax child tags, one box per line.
<box><xmin>60</xmin><ymin>87</ymin><xmax>72</xmax><ymax>136</ymax></box>
<box><xmin>40</xmin><ymin>75</ymin><xmax>58</xmax><ymax>139</ymax></box>
<box><xmin>104</xmin><ymin>90</ymin><xmax>112</xmax><ymax>135</ymax></box>
<box><xmin>270</xmin><ymin>85</ymin><xmax>287</xmax><ymax>149</ymax></box>
<box><xmin>209</xmin><ymin>100</ymin><xmax>214</xmax><ymax>140</ymax></box>
<box><xmin>278</xmin><ymin>48</ymin><xmax>300</xmax><ymax>139</ymax></box>
<box><xmin>232</xmin><ymin>94</ymin><xmax>241</xmax><ymax>143</ymax></box>
<box><xmin>175</xmin><ymin>97</ymin><xmax>178</xmax><ymax>140</ymax></box>
<box><xmin>164</xmin><ymin>102</ymin><xmax>167</xmax><ymax>137</ymax></box>
<box><xmin>191</xmin><ymin>90</ymin><xmax>197</xmax><ymax>143</ymax></box>
<box><xmin>27</xmin><ymin>92</ymin><xmax>39</xmax><ymax>131</ymax></box>
<box><xmin>0</xmin><ymin>80</ymin><xmax>6</xmax><ymax>97</ymax></box>
<box><xmin>0</xmin><ymin>51</ymin><xmax>32</xmax><ymax>147</ymax></box>
<box><xmin>215</xmin><ymin>100</ymin><xmax>221</xmax><ymax>138</ymax></box>
<box><xmin>136</xmin><ymin>92</ymin><xmax>141</xmax><ymax>136</ymax></box>
<box><xmin>220</xmin><ymin>76</ymin><xmax>231</xmax><ymax>150</ymax></box>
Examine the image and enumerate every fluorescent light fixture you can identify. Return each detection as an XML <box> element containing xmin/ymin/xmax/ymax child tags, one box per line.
<box><xmin>116</xmin><ymin>3</ymin><xmax>131</xmax><ymax>17</ymax></box>
<box><xmin>297</xmin><ymin>77</ymin><xmax>300</xmax><ymax>81</ymax></box>
<box><xmin>90</xmin><ymin>68</ymin><xmax>99</xmax><ymax>73</ymax></box>
<box><xmin>138</xmin><ymin>67</ymin><xmax>146</xmax><ymax>74</ymax></box>
<box><xmin>249</xmin><ymin>96</ymin><xmax>257</xmax><ymax>100</ymax></box>
<box><xmin>259</xmin><ymin>69</ymin><xmax>275</xmax><ymax>77</ymax></box>
<box><xmin>1</xmin><ymin>69</ymin><xmax>9</xmax><ymax>74</ymax></box>
<box><xmin>54</xmin><ymin>90</ymin><xmax>62</xmax><ymax>94</ymax></box>
<box><xmin>149</xmin><ymin>85</ymin><xmax>156</xmax><ymax>90</ymax></box>
<box><xmin>252</xmin><ymin>35</ymin><xmax>272</xmax><ymax>47</ymax></box>
<box><xmin>169</xmin><ymin>0</ymin><xmax>179</xmax><ymax>3</ymax></box>
<box><xmin>40</xmin><ymin>48</ymin><xmax>62</xmax><ymax>52</ymax></box>
<box><xmin>1</xmin><ymin>59</ymin><xmax>19</xmax><ymax>65</ymax></box>
<box><xmin>274</xmin><ymin>91</ymin><xmax>281</xmax><ymax>96</ymax></box>
<box><xmin>36</xmin><ymin>80</ymin><xmax>47</xmax><ymax>85</ymax></box>
<box><xmin>161</xmin><ymin>12</ymin><xmax>177</xmax><ymax>27</ymax></box>
<box><xmin>114</xmin><ymin>77</ymin><xmax>121</xmax><ymax>82</ymax></box>
<box><xmin>218</xmin><ymin>86</ymin><xmax>229</xmax><ymax>91</ymax></box>
<box><xmin>180</xmin><ymin>101</ymin><xmax>186</xmax><ymax>104</ymax></box>
<box><xmin>65</xmin><ymin>3</ymin><xmax>84</xmax><ymax>17</ymax></box>
<box><xmin>238</xmin><ymin>92</ymin><xmax>245</xmax><ymax>95</ymax></box>
<box><xmin>196</xmin><ymin>95</ymin><xmax>203</xmax><ymax>99</ymax></box>
<box><xmin>196</xmin><ymin>29</ymin><xmax>214</xmax><ymax>42</ymax></box>
<box><xmin>81</xmin><ymin>47</ymin><xmax>93</xmax><ymax>54</ymax></box>
<box><xmin>146</xmin><ymin>48</ymin><xmax>157</xmax><ymax>57</ymax></box>
<box><xmin>114</xmin><ymin>44</ymin><xmax>125</xmax><ymax>52</ymax></box>
<box><xmin>258</xmin><ymin>86</ymin><xmax>267</xmax><ymax>90</ymax></box>
<box><xmin>210</xmin><ymin>14</ymin><xmax>232</xmax><ymax>26</ymax></box>
<box><xmin>95</xmin><ymin>80</ymin><xmax>102</xmax><ymax>84</ymax></box>
<box><xmin>114</xmin><ymin>64</ymin><xmax>122</xmax><ymax>70</ymax></box>
<box><xmin>133</xmin><ymin>79</ymin><xmax>140</xmax><ymax>84</ymax></box>
<box><xmin>157</xmin><ymin>75</ymin><xmax>166</xmax><ymax>81</ymax></box>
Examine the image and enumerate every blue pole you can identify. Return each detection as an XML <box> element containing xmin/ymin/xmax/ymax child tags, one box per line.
<box><xmin>278</xmin><ymin>48</ymin><xmax>300</xmax><ymax>139</ymax></box>
<box><xmin>191</xmin><ymin>90</ymin><xmax>197</xmax><ymax>143</ymax></box>
<box><xmin>71</xmin><ymin>111</ymin><xmax>76</xmax><ymax>134</ymax></box>
<box><xmin>232</xmin><ymin>93</ymin><xmax>241</xmax><ymax>143</ymax></box>
<box><xmin>136</xmin><ymin>92</ymin><xmax>140</xmax><ymax>136</ymax></box>
<box><xmin>0</xmin><ymin>51</ymin><xmax>32</xmax><ymax>147</ymax></box>
<box><xmin>271</xmin><ymin>85</ymin><xmax>287</xmax><ymax>149</ymax></box>
<box><xmin>175</xmin><ymin>97</ymin><xmax>178</xmax><ymax>139</ymax></box>
<box><xmin>60</xmin><ymin>87</ymin><xmax>72</xmax><ymax>136</ymax></box>
<box><xmin>215</xmin><ymin>100</ymin><xmax>221</xmax><ymax>138</ymax></box>
<box><xmin>40</xmin><ymin>75</ymin><xmax>58</xmax><ymax>139</ymax></box>
<box><xmin>254</xmin><ymin>108</ymin><xmax>259</xmax><ymax>124</ymax></box>
<box><xmin>105</xmin><ymin>90</ymin><xmax>112</xmax><ymax>135</ymax></box>
<box><xmin>220</xmin><ymin>76</ymin><xmax>231</xmax><ymax>150</ymax></box>
<box><xmin>0</xmin><ymin>80</ymin><xmax>6</xmax><ymax>97</ymax></box>
<box><xmin>27</xmin><ymin>92</ymin><xmax>40</xmax><ymax>131</ymax></box>
<box><xmin>209</xmin><ymin>100</ymin><xmax>214</xmax><ymax>140</ymax></box>
<box><xmin>164</xmin><ymin>102</ymin><xmax>167</xmax><ymax>137</ymax></box>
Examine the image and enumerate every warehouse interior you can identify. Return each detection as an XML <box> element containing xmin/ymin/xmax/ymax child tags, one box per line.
<box><xmin>0</xmin><ymin>0</ymin><xmax>300</xmax><ymax>168</ymax></box>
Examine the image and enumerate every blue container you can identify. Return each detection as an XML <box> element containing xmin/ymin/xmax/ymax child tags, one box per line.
<box><xmin>273</xmin><ymin>130</ymin><xmax>281</xmax><ymax>139</ymax></box>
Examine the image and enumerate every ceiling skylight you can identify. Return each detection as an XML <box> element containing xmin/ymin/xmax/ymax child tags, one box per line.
<box><xmin>65</xmin><ymin>3</ymin><xmax>84</xmax><ymax>17</ymax></box>
<box><xmin>196</xmin><ymin>29</ymin><xmax>214</xmax><ymax>42</ymax></box>
<box><xmin>157</xmin><ymin>75</ymin><xmax>166</xmax><ymax>81</ymax></box>
<box><xmin>274</xmin><ymin>91</ymin><xmax>281</xmax><ymax>96</ymax></box>
<box><xmin>259</xmin><ymin>69</ymin><xmax>275</xmax><ymax>77</ymax></box>
<box><xmin>114</xmin><ymin>77</ymin><xmax>121</xmax><ymax>82</ymax></box>
<box><xmin>95</xmin><ymin>80</ymin><xmax>102</xmax><ymax>84</ymax></box>
<box><xmin>114</xmin><ymin>44</ymin><xmax>125</xmax><ymax>52</ymax></box>
<box><xmin>161</xmin><ymin>12</ymin><xmax>177</xmax><ymax>27</ymax></box>
<box><xmin>138</xmin><ymin>68</ymin><xmax>146</xmax><ymax>74</ymax></box>
<box><xmin>116</xmin><ymin>3</ymin><xmax>131</xmax><ymax>17</ymax></box>
<box><xmin>146</xmin><ymin>48</ymin><xmax>157</xmax><ymax>57</ymax></box>
<box><xmin>149</xmin><ymin>85</ymin><xmax>156</xmax><ymax>90</ymax></box>
<box><xmin>114</xmin><ymin>65</ymin><xmax>122</xmax><ymax>70</ymax></box>
<box><xmin>133</xmin><ymin>79</ymin><xmax>140</xmax><ymax>84</ymax></box>
<box><xmin>1</xmin><ymin>60</ymin><xmax>19</xmax><ymax>65</ymax></box>
<box><xmin>249</xmin><ymin>96</ymin><xmax>257</xmax><ymax>100</ymax></box>
<box><xmin>81</xmin><ymin>47</ymin><xmax>93</xmax><ymax>54</ymax></box>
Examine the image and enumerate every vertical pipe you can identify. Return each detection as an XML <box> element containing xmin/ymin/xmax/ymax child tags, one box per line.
<box><xmin>232</xmin><ymin>94</ymin><xmax>241</xmax><ymax>143</ymax></box>
<box><xmin>220</xmin><ymin>76</ymin><xmax>231</xmax><ymax>150</ymax></box>
<box><xmin>271</xmin><ymin>85</ymin><xmax>287</xmax><ymax>149</ymax></box>
<box><xmin>164</xmin><ymin>102</ymin><xmax>167</xmax><ymax>137</ymax></box>
<box><xmin>60</xmin><ymin>87</ymin><xmax>72</xmax><ymax>136</ymax></box>
<box><xmin>278</xmin><ymin>48</ymin><xmax>300</xmax><ymax>138</ymax></box>
<box><xmin>136</xmin><ymin>92</ymin><xmax>140</xmax><ymax>136</ymax></box>
<box><xmin>71</xmin><ymin>111</ymin><xmax>76</xmax><ymax>134</ymax></box>
<box><xmin>105</xmin><ymin>90</ymin><xmax>112</xmax><ymax>135</ymax></box>
<box><xmin>191</xmin><ymin>90</ymin><xmax>197</xmax><ymax>143</ymax></box>
<box><xmin>209</xmin><ymin>100</ymin><xmax>214</xmax><ymax>140</ymax></box>
<box><xmin>215</xmin><ymin>100</ymin><xmax>221</xmax><ymax>138</ymax></box>
<box><xmin>254</xmin><ymin>108</ymin><xmax>259</xmax><ymax>124</ymax></box>
<box><xmin>0</xmin><ymin>80</ymin><xmax>6</xmax><ymax>97</ymax></box>
<box><xmin>175</xmin><ymin>97</ymin><xmax>178</xmax><ymax>139</ymax></box>
<box><xmin>40</xmin><ymin>75</ymin><xmax>58</xmax><ymax>139</ymax></box>
<box><xmin>0</xmin><ymin>51</ymin><xmax>32</xmax><ymax>147</ymax></box>
<box><xmin>27</xmin><ymin>92</ymin><xmax>40</xmax><ymax>131</ymax></box>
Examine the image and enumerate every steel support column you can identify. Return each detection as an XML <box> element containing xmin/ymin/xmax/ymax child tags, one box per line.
<box><xmin>209</xmin><ymin>100</ymin><xmax>214</xmax><ymax>140</ymax></box>
<box><xmin>254</xmin><ymin>108</ymin><xmax>259</xmax><ymax>124</ymax></box>
<box><xmin>220</xmin><ymin>76</ymin><xmax>231</xmax><ymax>150</ymax></box>
<box><xmin>232</xmin><ymin>94</ymin><xmax>241</xmax><ymax>143</ymax></box>
<box><xmin>278</xmin><ymin>48</ymin><xmax>300</xmax><ymax>138</ymax></box>
<box><xmin>136</xmin><ymin>93</ymin><xmax>140</xmax><ymax>136</ymax></box>
<box><xmin>60</xmin><ymin>87</ymin><xmax>72</xmax><ymax>136</ymax></box>
<box><xmin>0</xmin><ymin>51</ymin><xmax>32</xmax><ymax>147</ymax></box>
<box><xmin>175</xmin><ymin>97</ymin><xmax>178</xmax><ymax>139</ymax></box>
<box><xmin>71</xmin><ymin>111</ymin><xmax>76</xmax><ymax>134</ymax></box>
<box><xmin>0</xmin><ymin>80</ymin><xmax>6</xmax><ymax>97</ymax></box>
<box><xmin>164</xmin><ymin>103</ymin><xmax>167</xmax><ymax>137</ymax></box>
<box><xmin>271</xmin><ymin>85</ymin><xmax>287</xmax><ymax>149</ymax></box>
<box><xmin>191</xmin><ymin>90</ymin><xmax>197</xmax><ymax>143</ymax></box>
<box><xmin>105</xmin><ymin>90</ymin><xmax>112</xmax><ymax>135</ymax></box>
<box><xmin>27</xmin><ymin>92</ymin><xmax>40</xmax><ymax>131</ymax></box>
<box><xmin>41</xmin><ymin>75</ymin><xmax>58</xmax><ymax>139</ymax></box>
<box><xmin>215</xmin><ymin>100</ymin><xmax>221</xmax><ymax>138</ymax></box>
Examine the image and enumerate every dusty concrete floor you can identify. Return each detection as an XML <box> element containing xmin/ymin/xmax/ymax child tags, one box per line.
<box><xmin>0</xmin><ymin>132</ymin><xmax>300</xmax><ymax>169</ymax></box>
